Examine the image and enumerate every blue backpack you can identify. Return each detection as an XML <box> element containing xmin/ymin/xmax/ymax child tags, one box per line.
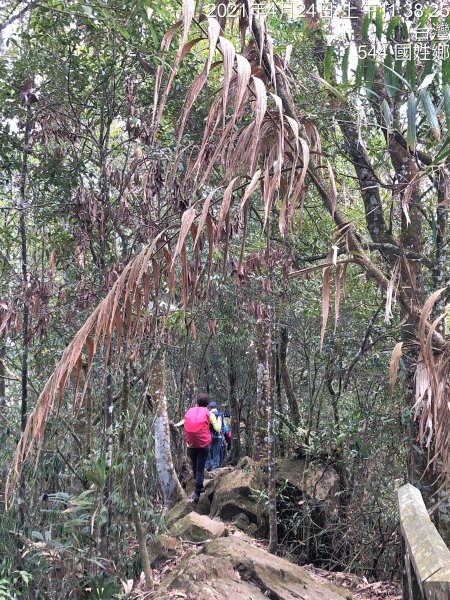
<box><xmin>222</xmin><ymin>411</ymin><xmax>231</xmax><ymax>434</ymax></box>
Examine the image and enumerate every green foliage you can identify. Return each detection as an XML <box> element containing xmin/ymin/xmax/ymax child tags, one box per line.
<box><xmin>85</xmin><ymin>453</ymin><xmax>107</xmax><ymax>489</ymax></box>
<box><xmin>0</xmin><ymin>571</ymin><xmax>31</xmax><ymax>599</ymax></box>
<box><xmin>78</xmin><ymin>576</ymin><xmax>121</xmax><ymax>599</ymax></box>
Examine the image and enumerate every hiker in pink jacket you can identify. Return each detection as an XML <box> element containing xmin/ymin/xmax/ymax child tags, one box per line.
<box><xmin>183</xmin><ymin>393</ymin><xmax>221</xmax><ymax>503</ymax></box>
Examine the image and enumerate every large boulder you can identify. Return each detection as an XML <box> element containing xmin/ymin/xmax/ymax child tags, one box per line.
<box><xmin>169</xmin><ymin>511</ymin><xmax>226</xmax><ymax>542</ymax></box>
<box><xmin>164</xmin><ymin>498</ymin><xmax>195</xmax><ymax>530</ymax></box>
<box><xmin>156</xmin><ymin>550</ymin><xmax>270</xmax><ymax>599</ymax></box>
<box><xmin>206</xmin><ymin>457</ymin><xmax>339</xmax><ymax>539</ymax></box>
<box><xmin>276</xmin><ymin>457</ymin><xmax>339</xmax><ymax>501</ymax></box>
<box><xmin>204</xmin><ymin>534</ymin><xmax>351</xmax><ymax>599</ymax></box>
<box><xmin>209</xmin><ymin>458</ymin><xmax>268</xmax><ymax>536</ymax></box>
<box><xmin>157</xmin><ymin>531</ymin><xmax>351</xmax><ymax>600</ymax></box>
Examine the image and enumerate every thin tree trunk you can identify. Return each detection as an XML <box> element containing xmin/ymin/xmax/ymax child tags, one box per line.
<box><xmin>279</xmin><ymin>324</ymin><xmax>301</xmax><ymax>425</ymax></box>
<box><xmin>0</xmin><ymin>345</ymin><xmax>5</xmax><ymax>410</ymax></box>
<box><xmin>186</xmin><ymin>361</ymin><xmax>197</xmax><ymax>405</ymax></box>
<box><xmin>85</xmin><ymin>384</ymin><xmax>92</xmax><ymax>458</ymax></box>
<box><xmin>126</xmin><ymin>364</ymin><xmax>153</xmax><ymax>590</ymax></box>
<box><xmin>96</xmin><ymin>69</ymin><xmax>114</xmax><ymax>552</ymax></box>
<box><xmin>18</xmin><ymin>105</ymin><xmax>31</xmax><ymax>535</ymax></box>
<box><xmin>227</xmin><ymin>350</ymin><xmax>241</xmax><ymax>463</ymax></box>
<box><xmin>267</xmin><ymin>309</ymin><xmax>278</xmax><ymax>553</ymax></box>
<box><xmin>275</xmin><ymin>331</ymin><xmax>284</xmax><ymax>456</ymax></box>
<box><xmin>152</xmin><ymin>348</ymin><xmax>185</xmax><ymax>511</ymax></box>
<box><xmin>119</xmin><ymin>361</ymin><xmax>129</xmax><ymax>449</ymax></box>
<box><xmin>252</xmin><ymin>313</ymin><xmax>270</xmax><ymax>461</ymax></box>
<box><xmin>100</xmin><ymin>370</ymin><xmax>113</xmax><ymax>554</ymax></box>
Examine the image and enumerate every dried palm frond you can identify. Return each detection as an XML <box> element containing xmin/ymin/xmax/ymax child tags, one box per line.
<box><xmin>389</xmin><ymin>342</ymin><xmax>404</xmax><ymax>392</ymax></box>
<box><xmin>414</xmin><ymin>291</ymin><xmax>450</xmax><ymax>470</ymax></box>
<box><xmin>8</xmin><ymin>231</ymin><xmax>167</xmax><ymax>494</ymax></box>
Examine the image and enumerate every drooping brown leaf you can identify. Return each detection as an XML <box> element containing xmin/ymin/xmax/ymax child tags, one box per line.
<box><xmin>320</xmin><ymin>250</ymin><xmax>333</xmax><ymax>351</ymax></box>
<box><xmin>207</xmin><ymin>17</ymin><xmax>221</xmax><ymax>73</ymax></box>
<box><xmin>414</xmin><ymin>356</ymin><xmax>429</xmax><ymax>410</ymax></box>
<box><xmin>177</xmin><ymin>61</ymin><xmax>220</xmax><ymax>150</ymax></box>
<box><xmin>172</xmin><ymin>206</ymin><xmax>196</xmax><ymax>266</ymax></box>
<box><xmin>385</xmin><ymin>260</ymin><xmax>400</xmax><ymax>324</ymax></box>
<box><xmin>190</xmin><ymin>96</ymin><xmax>221</xmax><ymax>183</ymax></box>
<box><xmin>179</xmin><ymin>0</ymin><xmax>195</xmax><ymax>55</ymax></box>
<box><xmin>194</xmin><ymin>187</ymin><xmax>221</xmax><ymax>248</ymax></box>
<box><xmin>288</xmin><ymin>138</ymin><xmax>309</xmax><ymax>233</ymax></box>
<box><xmin>233</xmin><ymin>54</ymin><xmax>251</xmax><ymax>124</ymax></box>
<box><xmin>198</xmin><ymin>119</ymin><xmax>235</xmax><ymax>189</ymax></box>
<box><xmin>217</xmin><ymin>177</ymin><xmax>239</xmax><ymax>234</ymax></box>
<box><xmin>219</xmin><ymin>36</ymin><xmax>236</xmax><ymax>122</ymax></box>
<box><xmin>265</xmin><ymin>33</ymin><xmax>276</xmax><ymax>88</ymax></box>
<box><xmin>389</xmin><ymin>342</ymin><xmax>403</xmax><ymax>392</ymax></box>
<box><xmin>72</xmin><ymin>354</ymin><xmax>82</xmax><ymax>415</ymax></box>
<box><xmin>151</xmin><ymin>20</ymin><xmax>182</xmax><ymax>131</ymax></box>
<box><xmin>334</xmin><ymin>265</ymin><xmax>341</xmax><ymax>334</ymax></box>
<box><xmin>250</xmin><ymin>76</ymin><xmax>267</xmax><ymax>170</ymax></box>
<box><xmin>401</xmin><ymin>174</ymin><xmax>420</xmax><ymax>226</ymax></box>
<box><xmin>240</xmin><ymin>170</ymin><xmax>261</xmax><ymax>210</ymax></box>
<box><xmin>418</xmin><ymin>288</ymin><xmax>446</xmax><ymax>353</ymax></box>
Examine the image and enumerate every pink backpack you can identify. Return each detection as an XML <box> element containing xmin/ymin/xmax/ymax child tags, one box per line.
<box><xmin>183</xmin><ymin>406</ymin><xmax>211</xmax><ymax>448</ymax></box>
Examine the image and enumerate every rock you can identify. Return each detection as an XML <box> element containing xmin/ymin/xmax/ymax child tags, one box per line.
<box><xmin>196</xmin><ymin>492</ymin><xmax>211</xmax><ymax>516</ymax></box>
<box><xmin>204</xmin><ymin>465</ymin><xmax>234</xmax><ymax>480</ymax></box>
<box><xmin>233</xmin><ymin>512</ymin><xmax>250</xmax><ymax>531</ymax></box>
<box><xmin>148</xmin><ymin>534</ymin><xmax>182</xmax><ymax>566</ymax></box>
<box><xmin>157</xmin><ymin>532</ymin><xmax>351</xmax><ymax>599</ymax></box>
<box><xmin>204</xmin><ymin>534</ymin><xmax>351</xmax><ymax>599</ymax></box>
<box><xmin>156</xmin><ymin>550</ymin><xmax>270</xmax><ymax>599</ymax></box>
<box><xmin>276</xmin><ymin>457</ymin><xmax>339</xmax><ymax>501</ymax></box>
<box><xmin>164</xmin><ymin>498</ymin><xmax>195</xmax><ymax>530</ymax></box>
<box><xmin>209</xmin><ymin>458</ymin><xmax>268</xmax><ymax>535</ymax></box>
<box><xmin>247</xmin><ymin>522</ymin><xmax>258</xmax><ymax>536</ymax></box>
<box><xmin>169</xmin><ymin>511</ymin><xmax>226</xmax><ymax>542</ymax></box>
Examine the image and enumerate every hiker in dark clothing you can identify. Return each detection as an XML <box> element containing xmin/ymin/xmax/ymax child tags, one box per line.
<box><xmin>182</xmin><ymin>393</ymin><xmax>221</xmax><ymax>503</ymax></box>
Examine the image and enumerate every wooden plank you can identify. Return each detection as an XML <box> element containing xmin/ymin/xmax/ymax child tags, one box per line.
<box><xmin>423</xmin><ymin>564</ymin><xmax>450</xmax><ymax>600</ymax></box>
<box><xmin>398</xmin><ymin>484</ymin><xmax>450</xmax><ymax>600</ymax></box>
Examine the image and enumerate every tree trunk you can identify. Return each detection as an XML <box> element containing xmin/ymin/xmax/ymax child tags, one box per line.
<box><xmin>152</xmin><ymin>348</ymin><xmax>185</xmax><ymax>511</ymax></box>
<box><xmin>0</xmin><ymin>345</ymin><xmax>5</xmax><ymax>410</ymax></box>
<box><xmin>126</xmin><ymin>369</ymin><xmax>153</xmax><ymax>590</ymax></box>
<box><xmin>267</xmin><ymin>310</ymin><xmax>278</xmax><ymax>553</ymax></box>
<box><xmin>100</xmin><ymin>369</ymin><xmax>113</xmax><ymax>554</ymax></box>
<box><xmin>227</xmin><ymin>350</ymin><xmax>241</xmax><ymax>463</ymax></box>
<box><xmin>18</xmin><ymin>105</ymin><xmax>31</xmax><ymax>536</ymax></box>
<box><xmin>119</xmin><ymin>361</ymin><xmax>130</xmax><ymax>449</ymax></box>
<box><xmin>252</xmin><ymin>313</ymin><xmax>270</xmax><ymax>461</ymax></box>
<box><xmin>279</xmin><ymin>324</ymin><xmax>301</xmax><ymax>425</ymax></box>
<box><xmin>85</xmin><ymin>384</ymin><xmax>92</xmax><ymax>458</ymax></box>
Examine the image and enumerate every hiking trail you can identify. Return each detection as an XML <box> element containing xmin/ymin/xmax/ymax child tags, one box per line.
<box><xmin>131</xmin><ymin>459</ymin><xmax>401</xmax><ymax>599</ymax></box>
